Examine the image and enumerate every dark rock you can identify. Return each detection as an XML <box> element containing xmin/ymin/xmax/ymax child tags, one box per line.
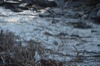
<box><xmin>67</xmin><ymin>1</ymin><xmax>82</xmax><ymax>8</ymax></box>
<box><xmin>0</xmin><ymin>0</ymin><xmax>4</xmax><ymax>4</ymax></box>
<box><xmin>88</xmin><ymin>7</ymin><xmax>99</xmax><ymax>19</ymax></box>
<box><xmin>40</xmin><ymin>59</ymin><xmax>63</xmax><ymax>66</ymax></box>
<box><xmin>74</xmin><ymin>22</ymin><xmax>92</xmax><ymax>29</ymax></box>
<box><xmin>3</xmin><ymin>3</ymin><xmax>23</xmax><ymax>12</ymax></box>
<box><xmin>97</xmin><ymin>44</ymin><xmax>100</xmax><ymax>47</ymax></box>
<box><xmin>39</xmin><ymin>11</ymin><xmax>51</xmax><ymax>17</ymax></box>
<box><xmin>12</xmin><ymin>8</ymin><xmax>23</xmax><ymax>12</ymax></box>
<box><xmin>2</xmin><ymin>0</ymin><xmax>32</xmax><ymax>11</ymax></box>
<box><xmin>0</xmin><ymin>58</ymin><xmax>3</xmax><ymax>66</ymax></box>
<box><xmin>32</xmin><ymin>0</ymin><xmax>57</xmax><ymax>7</ymax></box>
<box><xmin>93</xmin><ymin>9</ymin><xmax>100</xmax><ymax>24</ymax></box>
<box><xmin>96</xmin><ymin>3</ymin><xmax>100</xmax><ymax>8</ymax></box>
<box><xmin>54</xmin><ymin>0</ymin><xmax>65</xmax><ymax>9</ymax></box>
<box><xmin>4</xmin><ymin>63</ymin><xmax>24</xmax><ymax>66</ymax></box>
<box><xmin>97</xmin><ymin>9</ymin><xmax>100</xmax><ymax>17</ymax></box>
<box><xmin>86</xmin><ymin>0</ymin><xmax>100</xmax><ymax>6</ymax></box>
<box><xmin>0</xmin><ymin>0</ymin><xmax>26</xmax><ymax>12</ymax></box>
<box><xmin>68</xmin><ymin>22</ymin><xmax>92</xmax><ymax>29</ymax></box>
<box><xmin>1</xmin><ymin>0</ymin><xmax>56</xmax><ymax>12</ymax></box>
<box><xmin>87</xmin><ymin>3</ymin><xmax>100</xmax><ymax>19</ymax></box>
<box><xmin>81</xmin><ymin>14</ymin><xmax>88</xmax><ymax>19</ymax></box>
<box><xmin>20</xmin><ymin>0</ymin><xmax>33</xmax><ymax>3</ymax></box>
<box><xmin>13</xmin><ymin>0</ymin><xmax>35</xmax><ymax>10</ymax></box>
<box><xmin>18</xmin><ymin>3</ymin><xmax>30</xmax><ymax>10</ymax></box>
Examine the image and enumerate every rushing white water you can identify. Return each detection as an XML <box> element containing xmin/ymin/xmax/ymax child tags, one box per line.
<box><xmin>0</xmin><ymin>6</ymin><xmax>100</xmax><ymax>65</ymax></box>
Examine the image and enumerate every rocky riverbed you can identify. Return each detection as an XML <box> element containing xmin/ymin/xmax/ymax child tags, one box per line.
<box><xmin>0</xmin><ymin>4</ymin><xmax>100</xmax><ymax>66</ymax></box>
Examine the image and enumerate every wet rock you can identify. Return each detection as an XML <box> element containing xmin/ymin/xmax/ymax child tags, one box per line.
<box><xmin>89</xmin><ymin>10</ymin><xmax>97</xmax><ymax>19</ymax></box>
<box><xmin>12</xmin><ymin>8</ymin><xmax>23</xmax><ymax>12</ymax></box>
<box><xmin>39</xmin><ymin>9</ymin><xmax>63</xmax><ymax>18</ymax></box>
<box><xmin>0</xmin><ymin>0</ymin><xmax>4</xmax><ymax>4</ymax></box>
<box><xmin>20</xmin><ymin>0</ymin><xmax>33</xmax><ymax>3</ymax></box>
<box><xmin>81</xmin><ymin>14</ymin><xmax>88</xmax><ymax>19</ymax></box>
<box><xmin>96</xmin><ymin>9</ymin><xmax>100</xmax><ymax>23</ymax></box>
<box><xmin>19</xmin><ymin>0</ymin><xmax>34</xmax><ymax>8</ymax></box>
<box><xmin>51</xmin><ymin>8</ymin><xmax>64</xmax><ymax>15</ymax></box>
<box><xmin>97</xmin><ymin>9</ymin><xmax>100</xmax><ymax>17</ymax></box>
<box><xmin>40</xmin><ymin>59</ymin><xmax>63</xmax><ymax>66</ymax></box>
<box><xmin>88</xmin><ymin>3</ymin><xmax>100</xmax><ymax>19</ymax></box>
<box><xmin>0</xmin><ymin>0</ymin><xmax>24</xmax><ymax>12</ymax></box>
<box><xmin>39</xmin><ymin>12</ymin><xmax>50</xmax><ymax>17</ymax></box>
<box><xmin>39</xmin><ymin>7</ymin><xmax>50</xmax><ymax>16</ymax></box>
<box><xmin>95</xmin><ymin>4</ymin><xmax>100</xmax><ymax>18</ymax></box>
<box><xmin>74</xmin><ymin>23</ymin><xmax>92</xmax><ymax>29</ymax></box>
<box><xmin>4</xmin><ymin>0</ymin><xmax>34</xmax><ymax>9</ymax></box>
<box><xmin>0</xmin><ymin>58</ymin><xmax>3</xmax><ymax>66</ymax></box>
<box><xmin>67</xmin><ymin>22</ymin><xmax>92</xmax><ymax>29</ymax></box>
<box><xmin>96</xmin><ymin>3</ymin><xmax>100</xmax><ymax>8</ymax></box>
<box><xmin>87</xmin><ymin>0</ymin><xmax>100</xmax><ymax>6</ymax></box>
<box><xmin>44</xmin><ymin>32</ymin><xmax>54</xmax><ymax>36</ymax></box>
<box><xmin>32</xmin><ymin>0</ymin><xmax>57</xmax><ymax>7</ymax></box>
<box><xmin>3</xmin><ymin>3</ymin><xmax>23</xmax><ymax>12</ymax></box>
<box><xmin>4</xmin><ymin>63</ymin><xmax>24</xmax><ymax>66</ymax></box>
<box><xmin>97</xmin><ymin>44</ymin><xmax>100</xmax><ymax>47</ymax></box>
<box><xmin>2</xmin><ymin>0</ymin><xmax>34</xmax><ymax>11</ymax></box>
<box><xmin>93</xmin><ymin>9</ymin><xmax>100</xmax><ymax>24</ymax></box>
<box><xmin>54</xmin><ymin>0</ymin><xmax>65</xmax><ymax>9</ymax></box>
<box><xmin>64</xmin><ymin>10</ymin><xmax>76</xmax><ymax>18</ymax></box>
<box><xmin>67</xmin><ymin>1</ymin><xmax>82</xmax><ymax>8</ymax></box>
<box><xmin>18</xmin><ymin>3</ymin><xmax>30</xmax><ymax>10</ymax></box>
